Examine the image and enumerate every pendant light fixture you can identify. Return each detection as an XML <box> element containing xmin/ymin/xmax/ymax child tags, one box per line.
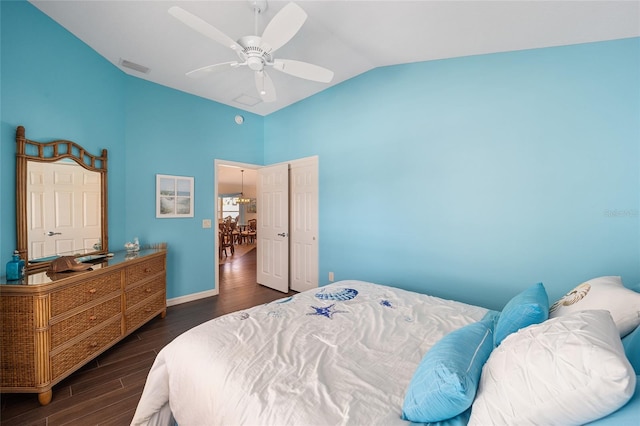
<box><xmin>237</xmin><ymin>169</ymin><xmax>251</xmax><ymax>204</ymax></box>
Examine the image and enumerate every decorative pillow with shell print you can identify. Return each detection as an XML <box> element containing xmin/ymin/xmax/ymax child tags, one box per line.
<box><xmin>549</xmin><ymin>276</ymin><xmax>640</xmax><ymax>337</ymax></box>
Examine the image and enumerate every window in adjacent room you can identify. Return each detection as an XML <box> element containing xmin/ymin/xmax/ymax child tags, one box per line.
<box><xmin>219</xmin><ymin>196</ymin><xmax>240</xmax><ymax>221</ymax></box>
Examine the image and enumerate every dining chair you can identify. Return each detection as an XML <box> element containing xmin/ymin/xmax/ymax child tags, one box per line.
<box><xmin>219</xmin><ymin>228</ymin><xmax>235</xmax><ymax>258</ymax></box>
<box><xmin>244</xmin><ymin>219</ymin><xmax>257</xmax><ymax>244</ymax></box>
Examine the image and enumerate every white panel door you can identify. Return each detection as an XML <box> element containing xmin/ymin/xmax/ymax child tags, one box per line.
<box><xmin>257</xmin><ymin>163</ymin><xmax>289</xmax><ymax>292</ymax></box>
<box><xmin>290</xmin><ymin>159</ymin><xmax>319</xmax><ymax>292</ymax></box>
<box><xmin>28</xmin><ymin>161</ymin><xmax>101</xmax><ymax>258</ymax></box>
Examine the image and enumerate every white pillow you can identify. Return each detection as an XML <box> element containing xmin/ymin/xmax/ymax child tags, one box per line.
<box><xmin>469</xmin><ymin>310</ymin><xmax>636</xmax><ymax>426</ymax></box>
<box><xmin>549</xmin><ymin>276</ymin><xmax>640</xmax><ymax>337</ymax></box>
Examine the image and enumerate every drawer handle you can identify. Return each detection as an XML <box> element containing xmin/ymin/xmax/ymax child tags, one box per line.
<box><xmin>145</xmin><ymin>307</ymin><xmax>152</xmax><ymax>313</ymax></box>
<box><xmin>144</xmin><ymin>267</ymin><xmax>152</xmax><ymax>273</ymax></box>
<box><xmin>89</xmin><ymin>315</ymin><xmax>97</xmax><ymax>321</ymax></box>
<box><xmin>90</xmin><ymin>341</ymin><xmax>98</xmax><ymax>348</ymax></box>
<box><xmin>88</xmin><ymin>288</ymin><xmax>97</xmax><ymax>294</ymax></box>
<box><xmin>145</xmin><ymin>288</ymin><xmax>152</xmax><ymax>293</ymax></box>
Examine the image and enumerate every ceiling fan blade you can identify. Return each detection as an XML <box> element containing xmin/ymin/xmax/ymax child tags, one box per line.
<box><xmin>272</xmin><ymin>59</ymin><xmax>334</xmax><ymax>83</ymax></box>
<box><xmin>260</xmin><ymin>2</ymin><xmax>307</xmax><ymax>54</ymax></box>
<box><xmin>255</xmin><ymin>70</ymin><xmax>276</xmax><ymax>102</ymax></box>
<box><xmin>186</xmin><ymin>61</ymin><xmax>241</xmax><ymax>79</ymax></box>
<box><xmin>168</xmin><ymin>6</ymin><xmax>242</xmax><ymax>52</ymax></box>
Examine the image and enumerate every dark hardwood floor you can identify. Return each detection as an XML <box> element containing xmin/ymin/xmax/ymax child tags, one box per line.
<box><xmin>0</xmin><ymin>248</ymin><xmax>296</xmax><ymax>425</ymax></box>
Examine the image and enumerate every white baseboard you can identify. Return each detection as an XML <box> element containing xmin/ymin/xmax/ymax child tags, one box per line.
<box><xmin>166</xmin><ymin>288</ymin><xmax>219</xmax><ymax>307</ymax></box>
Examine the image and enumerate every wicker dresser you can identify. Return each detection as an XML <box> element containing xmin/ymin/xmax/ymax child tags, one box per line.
<box><xmin>0</xmin><ymin>248</ymin><xmax>167</xmax><ymax>405</ymax></box>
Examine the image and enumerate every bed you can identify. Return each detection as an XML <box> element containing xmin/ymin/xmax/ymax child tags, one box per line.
<box><xmin>131</xmin><ymin>278</ymin><xmax>640</xmax><ymax>426</ymax></box>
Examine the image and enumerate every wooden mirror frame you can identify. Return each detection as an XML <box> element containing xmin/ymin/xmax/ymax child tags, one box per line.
<box><xmin>16</xmin><ymin>125</ymin><xmax>109</xmax><ymax>272</ymax></box>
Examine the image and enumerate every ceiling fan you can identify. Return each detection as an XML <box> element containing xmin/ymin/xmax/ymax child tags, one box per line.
<box><xmin>168</xmin><ymin>0</ymin><xmax>334</xmax><ymax>103</ymax></box>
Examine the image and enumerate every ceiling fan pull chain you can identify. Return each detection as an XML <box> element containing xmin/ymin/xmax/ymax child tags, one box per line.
<box><xmin>257</xmin><ymin>71</ymin><xmax>265</xmax><ymax>95</ymax></box>
<box><xmin>254</xmin><ymin>6</ymin><xmax>259</xmax><ymax>36</ymax></box>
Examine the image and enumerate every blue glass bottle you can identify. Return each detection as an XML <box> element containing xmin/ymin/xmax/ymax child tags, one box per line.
<box><xmin>6</xmin><ymin>250</ymin><xmax>25</xmax><ymax>281</ymax></box>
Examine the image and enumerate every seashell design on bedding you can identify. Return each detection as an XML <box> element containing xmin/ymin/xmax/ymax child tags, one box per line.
<box><xmin>307</xmin><ymin>303</ymin><xmax>348</xmax><ymax>319</ymax></box>
<box><xmin>268</xmin><ymin>309</ymin><xmax>285</xmax><ymax>318</ymax></box>
<box><xmin>549</xmin><ymin>283</ymin><xmax>591</xmax><ymax>313</ymax></box>
<box><xmin>235</xmin><ymin>312</ymin><xmax>250</xmax><ymax>320</ymax></box>
<box><xmin>379</xmin><ymin>299</ymin><xmax>394</xmax><ymax>308</ymax></box>
<box><xmin>315</xmin><ymin>288</ymin><xmax>358</xmax><ymax>301</ymax></box>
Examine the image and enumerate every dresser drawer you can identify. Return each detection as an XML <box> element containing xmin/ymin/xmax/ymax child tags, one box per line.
<box><xmin>125</xmin><ymin>257</ymin><xmax>165</xmax><ymax>287</ymax></box>
<box><xmin>51</xmin><ymin>317</ymin><xmax>121</xmax><ymax>380</ymax></box>
<box><xmin>50</xmin><ymin>271</ymin><xmax>121</xmax><ymax>317</ymax></box>
<box><xmin>50</xmin><ymin>296</ymin><xmax>121</xmax><ymax>350</ymax></box>
<box><xmin>125</xmin><ymin>293</ymin><xmax>165</xmax><ymax>332</ymax></box>
<box><xmin>125</xmin><ymin>277</ymin><xmax>165</xmax><ymax>310</ymax></box>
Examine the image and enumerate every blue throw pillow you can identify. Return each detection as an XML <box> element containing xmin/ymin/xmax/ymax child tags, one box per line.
<box><xmin>622</xmin><ymin>325</ymin><xmax>640</xmax><ymax>374</ymax></box>
<box><xmin>402</xmin><ymin>317</ymin><xmax>495</xmax><ymax>423</ymax></box>
<box><xmin>494</xmin><ymin>282</ymin><xmax>549</xmax><ymax>346</ymax></box>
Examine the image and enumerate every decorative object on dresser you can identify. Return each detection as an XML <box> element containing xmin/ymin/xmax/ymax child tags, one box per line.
<box><xmin>5</xmin><ymin>250</ymin><xmax>26</xmax><ymax>281</ymax></box>
<box><xmin>0</xmin><ymin>247</ymin><xmax>167</xmax><ymax>406</ymax></box>
<box><xmin>125</xmin><ymin>237</ymin><xmax>141</xmax><ymax>253</ymax></box>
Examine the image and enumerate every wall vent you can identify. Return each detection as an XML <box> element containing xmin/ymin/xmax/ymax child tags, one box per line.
<box><xmin>119</xmin><ymin>58</ymin><xmax>150</xmax><ymax>74</ymax></box>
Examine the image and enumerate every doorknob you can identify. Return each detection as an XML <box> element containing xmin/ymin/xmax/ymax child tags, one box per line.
<box><xmin>46</xmin><ymin>231</ymin><xmax>62</xmax><ymax>236</ymax></box>
<box><xmin>277</xmin><ymin>232</ymin><xmax>288</xmax><ymax>237</ymax></box>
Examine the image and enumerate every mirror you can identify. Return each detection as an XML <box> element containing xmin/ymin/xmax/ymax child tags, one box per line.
<box><xmin>16</xmin><ymin>126</ymin><xmax>108</xmax><ymax>271</ymax></box>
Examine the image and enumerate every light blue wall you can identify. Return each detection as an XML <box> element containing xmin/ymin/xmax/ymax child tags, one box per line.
<box><xmin>264</xmin><ymin>38</ymin><xmax>640</xmax><ymax>309</ymax></box>
<box><xmin>0</xmin><ymin>1</ymin><xmax>263</xmax><ymax>298</ymax></box>
<box><xmin>0</xmin><ymin>0</ymin><xmax>127</xmax><ymax>264</ymax></box>
<box><xmin>123</xmin><ymin>78</ymin><xmax>263</xmax><ymax>298</ymax></box>
<box><xmin>2</xmin><ymin>1</ymin><xmax>638</xmax><ymax>310</ymax></box>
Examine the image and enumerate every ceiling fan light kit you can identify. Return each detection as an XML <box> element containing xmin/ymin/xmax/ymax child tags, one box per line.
<box><xmin>169</xmin><ymin>1</ymin><xmax>334</xmax><ymax>103</ymax></box>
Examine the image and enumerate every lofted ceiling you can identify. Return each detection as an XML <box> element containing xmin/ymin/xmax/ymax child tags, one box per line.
<box><xmin>30</xmin><ymin>1</ymin><xmax>639</xmax><ymax>116</ymax></box>
<box><xmin>218</xmin><ymin>165</ymin><xmax>257</xmax><ymax>189</ymax></box>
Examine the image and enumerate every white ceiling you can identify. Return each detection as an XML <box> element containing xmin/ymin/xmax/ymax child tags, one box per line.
<box><xmin>218</xmin><ymin>165</ymin><xmax>257</xmax><ymax>188</ymax></box>
<box><xmin>30</xmin><ymin>1</ymin><xmax>640</xmax><ymax>116</ymax></box>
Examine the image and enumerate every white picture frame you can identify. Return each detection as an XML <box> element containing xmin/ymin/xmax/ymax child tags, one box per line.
<box><xmin>156</xmin><ymin>174</ymin><xmax>194</xmax><ymax>218</ymax></box>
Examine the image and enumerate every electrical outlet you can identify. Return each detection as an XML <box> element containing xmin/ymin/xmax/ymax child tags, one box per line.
<box><xmin>202</xmin><ymin>219</ymin><xmax>212</xmax><ymax>228</ymax></box>
<box><xmin>329</xmin><ymin>272</ymin><xmax>334</xmax><ymax>282</ymax></box>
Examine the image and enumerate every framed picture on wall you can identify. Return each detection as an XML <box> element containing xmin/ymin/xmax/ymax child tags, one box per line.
<box><xmin>247</xmin><ymin>198</ymin><xmax>257</xmax><ymax>213</ymax></box>
<box><xmin>156</xmin><ymin>174</ymin><xmax>194</xmax><ymax>218</ymax></box>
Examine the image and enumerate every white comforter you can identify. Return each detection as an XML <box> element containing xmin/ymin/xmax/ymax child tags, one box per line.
<box><xmin>131</xmin><ymin>280</ymin><xmax>489</xmax><ymax>426</ymax></box>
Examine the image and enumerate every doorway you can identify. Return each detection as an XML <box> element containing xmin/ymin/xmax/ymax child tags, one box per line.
<box><xmin>215</xmin><ymin>161</ymin><xmax>259</xmax><ymax>295</ymax></box>
<box><xmin>214</xmin><ymin>157</ymin><xmax>319</xmax><ymax>295</ymax></box>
